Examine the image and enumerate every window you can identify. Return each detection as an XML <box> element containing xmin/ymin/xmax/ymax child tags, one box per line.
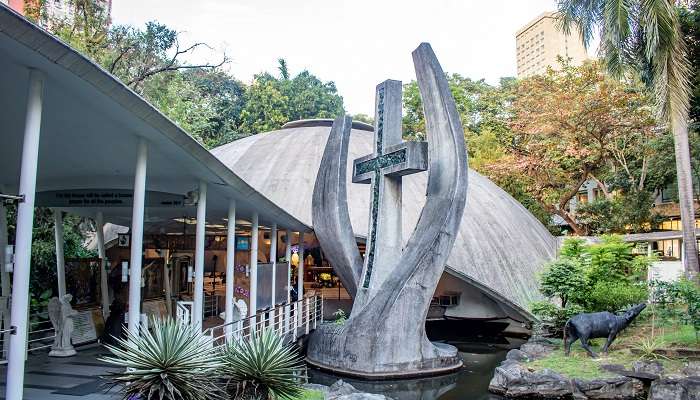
<box><xmin>653</xmin><ymin>239</ymin><xmax>681</xmax><ymax>260</ymax></box>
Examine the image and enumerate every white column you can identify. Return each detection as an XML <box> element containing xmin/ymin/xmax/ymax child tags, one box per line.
<box><xmin>270</xmin><ymin>224</ymin><xmax>277</xmax><ymax>306</ymax></box>
<box><xmin>6</xmin><ymin>69</ymin><xmax>44</xmax><ymax>400</ymax></box>
<box><xmin>96</xmin><ymin>212</ymin><xmax>110</xmax><ymax>317</ymax></box>
<box><xmin>192</xmin><ymin>181</ymin><xmax>207</xmax><ymax>329</ymax></box>
<box><xmin>225</xmin><ymin>200</ymin><xmax>236</xmax><ymax>340</ymax></box>
<box><xmin>285</xmin><ymin>230</ymin><xmax>292</xmax><ymax>303</ymax></box>
<box><xmin>250</xmin><ymin>213</ymin><xmax>259</xmax><ymax>323</ymax></box>
<box><xmin>127</xmin><ymin>138</ymin><xmax>148</xmax><ymax>336</ymax></box>
<box><xmin>297</xmin><ymin>232</ymin><xmax>304</xmax><ymax>300</ymax></box>
<box><xmin>54</xmin><ymin>209</ymin><xmax>66</xmax><ymax>298</ymax></box>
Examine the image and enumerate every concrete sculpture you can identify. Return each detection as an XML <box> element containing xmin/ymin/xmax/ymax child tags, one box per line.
<box><xmin>564</xmin><ymin>303</ymin><xmax>647</xmax><ymax>358</ymax></box>
<box><xmin>48</xmin><ymin>294</ymin><xmax>77</xmax><ymax>357</ymax></box>
<box><xmin>307</xmin><ymin>43</ymin><xmax>468</xmax><ymax>377</ymax></box>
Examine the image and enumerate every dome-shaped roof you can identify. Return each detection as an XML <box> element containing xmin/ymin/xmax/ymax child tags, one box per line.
<box><xmin>212</xmin><ymin>121</ymin><xmax>556</xmax><ymax>318</ymax></box>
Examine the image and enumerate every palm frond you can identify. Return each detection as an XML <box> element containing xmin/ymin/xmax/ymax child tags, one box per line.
<box><xmin>221</xmin><ymin>330</ymin><xmax>305</xmax><ymax>400</ymax></box>
<box><xmin>100</xmin><ymin>317</ymin><xmax>223</xmax><ymax>400</ymax></box>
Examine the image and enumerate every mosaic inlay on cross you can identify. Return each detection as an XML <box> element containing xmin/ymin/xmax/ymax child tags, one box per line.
<box><xmin>352</xmin><ymin>80</ymin><xmax>428</xmax><ymax>289</ymax></box>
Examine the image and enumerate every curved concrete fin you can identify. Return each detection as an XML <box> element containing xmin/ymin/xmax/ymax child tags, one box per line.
<box><xmin>311</xmin><ymin>115</ymin><xmax>363</xmax><ymax>299</ymax></box>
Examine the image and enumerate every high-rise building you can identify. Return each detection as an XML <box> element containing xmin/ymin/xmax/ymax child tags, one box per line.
<box><xmin>515</xmin><ymin>11</ymin><xmax>588</xmax><ymax>77</ymax></box>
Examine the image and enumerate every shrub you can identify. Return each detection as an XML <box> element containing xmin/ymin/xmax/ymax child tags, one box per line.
<box><xmin>588</xmin><ymin>281</ymin><xmax>648</xmax><ymax>312</ymax></box>
<box><xmin>539</xmin><ymin>259</ymin><xmax>587</xmax><ymax>307</ymax></box>
<box><xmin>101</xmin><ymin>317</ymin><xmax>222</xmax><ymax>400</ymax></box>
<box><xmin>651</xmin><ymin>279</ymin><xmax>700</xmax><ymax>342</ymax></box>
<box><xmin>220</xmin><ymin>330</ymin><xmax>305</xmax><ymax>400</ymax></box>
<box><xmin>531</xmin><ymin>301</ymin><xmax>585</xmax><ymax>329</ymax></box>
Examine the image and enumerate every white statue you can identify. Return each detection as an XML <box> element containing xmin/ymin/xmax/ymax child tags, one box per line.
<box><xmin>48</xmin><ymin>294</ymin><xmax>77</xmax><ymax>357</ymax></box>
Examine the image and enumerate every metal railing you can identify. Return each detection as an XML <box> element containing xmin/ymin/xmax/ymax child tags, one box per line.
<box><xmin>27</xmin><ymin>312</ymin><xmax>55</xmax><ymax>353</ymax></box>
<box><xmin>205</xmin><ymin>295</ymin><xmax>323</xmax><ymax>347</ymax></box>
<box><xmin>176</xmin><ymin>301</ymin><xmax>193</xmax><ymax>324</ymax></box>
<box><xmin>203</xmin><ymin>293</ymin><xmax>219</xmax><ymax>318</ymax></box>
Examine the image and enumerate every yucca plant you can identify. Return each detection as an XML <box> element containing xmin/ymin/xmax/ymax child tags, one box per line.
<box><xmin>220</xmin><ymin>330</ymin><xmax>305</xmax><ymax>400</ymax></box>
<box><xmin>101</xmin><ymin>317</ymin><xmax>223</xmax><ymax>400</ymax></box>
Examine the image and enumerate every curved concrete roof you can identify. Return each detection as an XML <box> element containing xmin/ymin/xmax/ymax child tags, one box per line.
<box><xmin>212</xmin><ymin>121</ymin><xmax>557</xmax><ymax>318</ymax></box>
<box><xmin>0</xmin><ymin>4</ymin><xmax>308</xmax><ymax>232</ymax></box>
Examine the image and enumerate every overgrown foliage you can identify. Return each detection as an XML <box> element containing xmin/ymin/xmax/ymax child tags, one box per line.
<box><xmin>101</xmin><ymin>318</ymin><xmax>223</xmax><ymax>400</ymax></box>
<box><xmin>651</xmin><ymin>279</ymin><xmax>700</xmax><ymax>342</ymax></box>
<box><xmin>220</xmin><ymin>330</ymin><xmax>305</xmax><ymax>400</ymax></box>
<box><xmin>532</xmin><ymin>236</ymin><xmax>652</xmax><ymax>328</ymax></box>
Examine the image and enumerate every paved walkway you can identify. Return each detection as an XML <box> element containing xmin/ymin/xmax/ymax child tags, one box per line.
<box><xmin>0</xmin><ymin>345</ymin><xmax>120</xmax><ymax>399</ymax></box>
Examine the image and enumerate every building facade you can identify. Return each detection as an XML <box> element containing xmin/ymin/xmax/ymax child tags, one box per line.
<box><xmin>515</xmin><ymin>11</ymin><xmax>588</xmax><ymax>77</ymax></box>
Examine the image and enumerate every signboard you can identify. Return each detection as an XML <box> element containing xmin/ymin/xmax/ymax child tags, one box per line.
<box><xmin>36</xmin><ymin>189</ymin><xmax>186</xmax><ymax>208</ymax></box>
<box><xmin>71</xmin><ymin>310</ymin><xmax>98</xmax><ymax>345</ymax></box>
<box><xmin>236</xmin><ymin>236</ymin><xmax>250</xmax><ymax>251</ymax></box>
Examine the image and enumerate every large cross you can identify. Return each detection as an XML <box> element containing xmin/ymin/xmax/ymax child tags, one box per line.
<box><xmin>352</xmin><ymin>80</ymin><xmax>428</xmax><ymax>289</ymax></box>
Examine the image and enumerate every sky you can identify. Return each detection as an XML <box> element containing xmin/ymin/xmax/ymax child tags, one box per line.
<box><xmin>111</xmin><ymin>0</ymin><xmax>563</xmax><ymax>116</ymax></box>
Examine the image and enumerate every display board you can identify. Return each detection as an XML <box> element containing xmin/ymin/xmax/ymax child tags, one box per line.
<box><xmin>71</xmin><ymin>310</ymin><xmax>98</xmax><ymax>344</ymax></box>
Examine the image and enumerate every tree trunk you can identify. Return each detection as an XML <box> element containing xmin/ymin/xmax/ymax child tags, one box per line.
<box><xmin>671</xmin><ymin>113</ymin><xmax>699</xmax><ymax>281</ymax></box>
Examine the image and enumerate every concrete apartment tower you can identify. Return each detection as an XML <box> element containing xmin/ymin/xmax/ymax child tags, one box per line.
<box><xmin>516</xmin><ymin>11</ymin><xmax>588</xmax><ymax>77</ymax></box>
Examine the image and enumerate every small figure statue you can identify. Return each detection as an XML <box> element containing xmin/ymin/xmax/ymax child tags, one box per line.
<box><xmin>564</xmin><ymin>303</ymin><xmax>646</xmax><ymax>358</ymax></box>
<box><xmin>48</xmin><ymin>294</ymin><xmax>78</xmax><ymax>357</ymax></box>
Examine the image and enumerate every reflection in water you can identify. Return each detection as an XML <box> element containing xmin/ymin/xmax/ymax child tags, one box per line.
<box><xmin>307</xmin><ymin>334</ymin><xmax>526</xmax><ymax>400</ymax></box>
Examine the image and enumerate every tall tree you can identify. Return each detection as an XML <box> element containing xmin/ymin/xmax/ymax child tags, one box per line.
<box><xmin>488</xmin><ymin>61</ymin><xmax>657</xmax><ymax>235</ymax></box>
<box><xmin>239</xmin><ymin>66</ymin><xmax>344</xmax><ymax>134</ymax></box>
<box><xmin>558</xmin><ymin>0</ymin><xmax>699</xmax><ymax>278</ymax></box>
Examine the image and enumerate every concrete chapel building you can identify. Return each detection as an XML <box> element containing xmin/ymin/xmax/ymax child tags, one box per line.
<box><xmin>211</xmin><ymin>119</ymin><xmax>558</xmax><ymax>327</ymax></box>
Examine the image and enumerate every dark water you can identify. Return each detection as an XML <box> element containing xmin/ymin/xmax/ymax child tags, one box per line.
<box><xmin>307</xmin><ymin>321</ymin><xmax>526</xmax><ymax>400</ymax></box>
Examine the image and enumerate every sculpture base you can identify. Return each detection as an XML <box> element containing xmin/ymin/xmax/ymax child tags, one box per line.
<box><xmin>307</xmin><ymin>325</ymin><xmax>462</xmax><ymax>380</ymax></box>
<box><xmin>49</xmin><ymin>348</ymin><xmax>76</xmax><ymax>357</ymax></box>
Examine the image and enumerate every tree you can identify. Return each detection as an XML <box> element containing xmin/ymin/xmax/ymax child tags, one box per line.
<box><xmin>239</xmin><ymin>65</ymin><xmax>344</xmax><ymax>135</ymax></box>
<box><xmin>488</xmin><ymin>61</ymin><xmax>657</xmax><ymax>235</ymax></box>
<box><xmin>558</xmin><ymin>0</ymin><xmax>699</xmax><ymax>279</ymax></box>
<box><xmin>402</xmin><ymin>75</ymin><xmax>513</xmax><ymax>141</ymax></box>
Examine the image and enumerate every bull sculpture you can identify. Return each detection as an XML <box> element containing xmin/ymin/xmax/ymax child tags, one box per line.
<box><xmin>564</xmin><ymin>303</ymin><xmax>646</xmax><ymax>358</ymax></box>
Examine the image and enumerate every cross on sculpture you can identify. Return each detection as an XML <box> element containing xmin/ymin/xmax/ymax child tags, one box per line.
<box><xmin>352</xmin><ymin>80</ymin><xmax>428</xmax><ymax>289</ymax></box>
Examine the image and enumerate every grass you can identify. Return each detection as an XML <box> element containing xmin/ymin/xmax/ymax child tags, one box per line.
<box><xmin>526</xmin><ymin>315</ymin><xmax>697</xmax><ymax>380</ymax></box>
<box><xmin>296</xmin><ymin>389</ymin><xmax>325</xmax><ymax>400</ymax></box>
<box><xmin>658</xmin><ymin>325</ymin><xmax>699</xmax><ymax>347</ymax></box>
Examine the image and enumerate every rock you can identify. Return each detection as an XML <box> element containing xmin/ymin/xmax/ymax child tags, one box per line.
<box><xmin>506</xmin><ymin>349</ymin><xmax>530</xmax><ymax>362</ymax></box>
<box><xmin>573</xmin><ymin>376</ymin><xmax>645</xmax><ymax>400</ymax></box>
<box><xmin>684</xmin><ymin>361</ymin><xmax>700</xmax><ymax>377</ymax></box>
<box><xmin>633</xmin><ymin>360</ymin><xmax>664</xmax><ymax>376</ymax></box>
<box><xmin>520</xmin><ymin>341</ymin><xmax>556</xmax><ymax>360</ymax></box>
<box><xmin>488</xmin><ymin>361</ymin><xmax>572</xmax><ymax>398</ymax></box>
<box><xmin>327</xmin><ymin>380</ymin><xmax>359</xmax><ymax>398</ymax></box>
<box><xmin>332</xmin><ymin>394</ymin><xmax>391</xmax><ymax>400</ymax></box>
<box><xmin>325</xmin><ymin>380</ymin><xmax>393</xmax><ymax>400</ymax></box>
<box><xmin>303</xmin><ymin>383</ymin><xmax>330</xmax><ymax>394</ymax></box>
<box><xmin>649</xmin><ymin>376</ymin><xmax>700</xmax><ymax>400</ymax></box>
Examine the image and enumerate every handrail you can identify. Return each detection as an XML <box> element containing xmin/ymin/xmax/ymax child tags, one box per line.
<box><xmin>204</xmin><ymin>295</ymin><xmax>323</xmax><ymax>346</ymax></box>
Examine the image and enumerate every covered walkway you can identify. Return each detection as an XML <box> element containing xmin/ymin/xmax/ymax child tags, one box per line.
<box><xmin>0</xmin><ymin>4</ymin><xmax>315</xmax><ymax>399</ymax></box>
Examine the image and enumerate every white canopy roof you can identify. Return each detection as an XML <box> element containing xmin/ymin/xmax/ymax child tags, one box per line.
<box><xmin>0</xmin><ymin>4</ymin><xmax>309</xmax><ymax>233</ymax></box>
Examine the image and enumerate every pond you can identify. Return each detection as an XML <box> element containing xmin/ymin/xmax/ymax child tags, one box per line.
<box><xmin>307</xmin><ymin>321</ymin><xmax>527</xmax><ymax>400</ymax></box>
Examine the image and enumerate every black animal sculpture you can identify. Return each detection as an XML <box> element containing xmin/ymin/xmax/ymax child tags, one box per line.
<box><xmin>564</xmin><ymin>303</ymin><xmax>646</xmax><ymax>358</ymax></box>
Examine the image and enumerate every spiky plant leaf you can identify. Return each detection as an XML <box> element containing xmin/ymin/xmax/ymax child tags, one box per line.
<box><xmin>221</xmin><ymin>330</ymin><xmax>305</xmax><ymax>400</ymax></box>
<box><xmin>100</xmin><ymin>317</ymin><xmax>223</xmax><ymax>400</ymax></box>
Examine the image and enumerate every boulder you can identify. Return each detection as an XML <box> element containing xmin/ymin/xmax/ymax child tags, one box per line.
<box><xmin>325</xmin><ymin>380</ymin><xmax>393</xmax><ymax>400</ymax></box>
<box><xmin>506</xmin><ymin>349</ymin><xmax>530</xmax><ymax>362</ymax></box>
<box><xmin>520</xmin><ymin>342</ymin><xmax>556</xmax><ymax>360</ymax></box>
<box><xmin>649</xmin><ymin>376</ymin><xmax>700</xmax><ymax>400</ymax></box>
<box><xmin>632</xmin><ymin>360</ymin><xmax>663</xmax><ymax>376</ymax></box>
<box><xmin>683</xmin><ymin>361</ymin><xmax>700</xmax><ymax>377</ymax></box>
<box><xmin>489</xmin><ymin>361</ymin><xmax>572</xmax><ymax>398</ymax></box>
<box><xmin>573</xmin><ymin>376</ymin><xmax>645</xmax><ymax>400</ymax></box>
